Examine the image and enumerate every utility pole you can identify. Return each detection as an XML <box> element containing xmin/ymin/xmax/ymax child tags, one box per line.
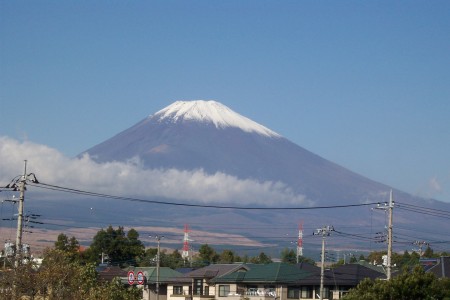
<box><xmin>387</xmin><ymin>190</ymin><xmax>394</xmax><ymax>280</ymax></box>
<box><xmin>4</xmin><ymin>160</ymin><xmax>39</xmax><ymax>267</ymax></box>
<box><xmin>314</xmin><ymin>225</ymin><xmax>334</xmax><ymax>299</ymax></box>
<box><xmin>150</xmin><ymin>235</ymin><xmax>164</xmax><ymax>300</ymax></box>
<box><xmin>15</xmin><ymin>161</ymin><xmax>27</xmax><ymax>267</ymax></box>
<box><xmin>374</xmin><ymin>190</ymin><xmax>394</xmax><ymax>280</ymax></box>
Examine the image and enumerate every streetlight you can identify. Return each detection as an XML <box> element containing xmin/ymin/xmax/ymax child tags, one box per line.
<box><xmin>150</xmin><ymin>235</ymin><xmax>164</xmax><ymax>300</ymax></box>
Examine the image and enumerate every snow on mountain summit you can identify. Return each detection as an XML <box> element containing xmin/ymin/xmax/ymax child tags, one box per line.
<box><xmin>152</xmin><ymin>100</ymin><xmax>281</xmax><ymax>138</ymax></box>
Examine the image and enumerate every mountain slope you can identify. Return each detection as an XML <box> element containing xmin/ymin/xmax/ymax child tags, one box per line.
<box><xmin>67</xmin><ymin>99</ymin><xmax>450</xmax><ymax>254</ymax></box>
<box><xmin>83</xmin><ymin>100</ymin><xmax>396</xmax><ymax>205</ymax></box>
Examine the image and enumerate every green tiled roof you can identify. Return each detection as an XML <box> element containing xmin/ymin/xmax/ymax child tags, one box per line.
<box><xmin>212</xmin><ymin>263</ymin><xmax>311</xmax><ymax>284</ymax></box>
<box><xmin>127</xmin><ymin>267</ymin><xmax>183</xmax><ymax>283</ymax></box>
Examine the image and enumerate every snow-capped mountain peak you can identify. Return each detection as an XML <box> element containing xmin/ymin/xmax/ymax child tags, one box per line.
<box><xmin>152</xmin><ymin>100</ymin><xmax>280</xmax><ymax>137</ymax></box>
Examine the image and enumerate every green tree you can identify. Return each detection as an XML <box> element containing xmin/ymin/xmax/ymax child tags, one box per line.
<box><xmin>164</xmin><ymin>249</ymin><xmax>184</xmax><ymax>269</ymax></box>
<box><xmin>367</xmin><ymin>251</ymin><xmax>386</xmax><ymax>266</ymax></box>
<box><xmin>86</xmin><ymin>226</ymin><xmax>144</xmax><ymax>266</ymax></box>
<box><xmin>349</xmin><ymin>255</ymin><xmax>357</xmax><ymax>263</ymax></box>
<box><xmin>280</xmin><ymin>248</ymin><xmax>297</xmax><ymax>264</ymax></box>
<box><xmin>250</xmin><ymin>252</ymin><xmax>272</xmax><ymax>264</ymax></box>
<box><xmin>0</xmin><ymin>248</ymin><xmax>142</xmax><ymax>300</ymax></box>
<box><xmin>401</xmin><ymin>250</ymin><xmax>411</xmax><ymax>266</ymax></box>
<box><xmin>139</xmin><ymin>248</ymin><xmax>158</xmax><ymax>267</ymax></box>
<box><xmin>219</xmin><ymin>249</ymin><xmax>235</xmax><ymax>263</ymax></box>
<box><xmin>298</xmin><ymin>255</ymin><xmax>316</xmax><ymax>265</ymax></box>
<box><xmin>38</xmin><ymin>249</ymin><xmax>95</xmax><ymax>299</ymax></box>
<box><xmin>343</xmin><ymin>265</ymin><xmax>450</xmax><ymax>300</ymax></box>
<box><xmin>125</xmin><ymin>228</ymin><xmax>145</xmax><ymax>265</ymax></box>
<box><xmin>87</xmin><ymin>277</ymin><xmax>142</xmax><ymax>300</ymax></box>
<box><xmin>241</xmin><ymin>254</ymin><xmax>250</xmax><ymax>263</ymax></box>
<box><xmin>54</xmin><ymin>233</ymin><xmax>80</xmax><ymax>261</ymax></box>
<box><xmin>398</xmin><ymin>250</ymin><xmax>420</xmax><ymax>268</ymax></box>
<box><xmin>55</xmin><ymin>233</ymin><xmax>69</xmax><ymax>251</ymax></box>
<box><xmin>196</xmin><ymin>244</ymin><xmax>218</xmax><ymax>266</ymax></box>
<box><xmin>423</xmin><ymin>245</ymin><xmax>435</xmax><ymax>258</ymax></box>
<box><xmin>1</xmin><ymin>261</ymin><xmax>40</xmax><ymax>299</ymax></box>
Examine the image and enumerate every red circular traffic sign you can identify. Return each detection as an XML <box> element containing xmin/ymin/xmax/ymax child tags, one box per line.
<box><xmin>137</xmin><ymin>271</ymin><xmax>144</xmax><ymax>285</ymax></box>
<box><xmin>128</xmin><ymin>271</ymin><xmax>135</xmax><ymax>285</ymax></box>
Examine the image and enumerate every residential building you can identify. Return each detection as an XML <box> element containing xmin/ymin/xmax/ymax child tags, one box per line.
<box><xmin>421</xmin><ymin>256</ymin><xmax>450</xmax><ymax>279</ymax></box>
<box><xmin>165</xmin><ymin>262</ymin><xmax>385</xmax><ymax>300</ymax></box>
<box><xmin>127</xmin><ymin>266</ymin><xmax>184</xmax><ymax>300</ymax></box>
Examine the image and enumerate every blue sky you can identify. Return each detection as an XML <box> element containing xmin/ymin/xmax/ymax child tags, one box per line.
<box><xmin>1</xmin><ymin>1</ymin><xmax>449</xmax><ymax>202</ymax></box>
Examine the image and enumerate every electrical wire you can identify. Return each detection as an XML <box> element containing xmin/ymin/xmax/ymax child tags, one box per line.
<box><xmin>396</xmin><ymin>201</ymin><xmax>450</xmax><ymax>219</ymax></box>
<box><xmin>5</xmin><ymin>180</ymin><xmax>448</xmax><ymax>255</ymax></box>
<box><xmin>396</xmin><ymin>206</ymin><xmax>450</xmax><ymax>220</ymax></box>
<box><xmin>30</xmin><ymin>182</ymin><xmax>380</xmax><ymax>210</ymax></box>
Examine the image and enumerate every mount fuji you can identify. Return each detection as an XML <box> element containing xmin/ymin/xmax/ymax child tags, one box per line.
<box><xmin>73</xmin><ymin>100</ymin><xmax>450</xmax><ymax>254</ymax></box>
<box><xmin>83</xmin><ymin>100</ymin><xmax>396</xmax><ymax>205</ymax></box>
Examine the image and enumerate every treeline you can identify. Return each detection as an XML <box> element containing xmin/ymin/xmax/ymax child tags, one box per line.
<box><xmin>0</xmin><ymin>248</ymin><xmax>142</xmax><ymax>300</ymax></box>
<box><xmin>51</xmin><ymin>226</ymin><xmax>449</xmax><ymax>269</ymax></box>
<box><xmin>51</xmin><ymin>225</ymin><xmax>315</xmax><ymax>268</ymax></box>
<box><xmin>2</xmin><ymin>226</ymin><xmax>449</xmax><ymax>299</ymax></box>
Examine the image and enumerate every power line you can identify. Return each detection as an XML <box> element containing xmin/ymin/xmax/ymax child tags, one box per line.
<box><xmin>30</xmin><ymin>181</ymin><xmax>379</xmax><ymax>210</ymax></box>
<box><xmin>6</xmin><ymin>177</ymin><xmax>449</xmax><ymax>256</ymax></box>
<box><xmin>396</xmin><ymin>202</ymin><xmax>450</xmax><ymax>219</ymax></box>
<box><xmin>396</xmin><ymin>201</ymin><xmax>450</xmax><ymax>215</ymax></box>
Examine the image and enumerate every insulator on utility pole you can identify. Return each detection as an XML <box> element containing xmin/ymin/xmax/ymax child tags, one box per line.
<box><xmin>413</xmin><ymin>240</ymin><xmax>430</xmax><ymax>257</ymax></box>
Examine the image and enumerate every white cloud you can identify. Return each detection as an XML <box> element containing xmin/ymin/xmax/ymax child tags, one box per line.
<box><xmin>428</xmin><ymin>177</ymin><xmax>442</xmax><ymax>194</ymax></box>
<box><xmin>0</xmin><ymin>136</ymin><xmax>310</xmax><ymax>206</ymax></box>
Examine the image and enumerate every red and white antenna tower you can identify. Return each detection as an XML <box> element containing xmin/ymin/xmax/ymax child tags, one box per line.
<box><xmin>182</xmin><ymin>224</ymin><xmax>190</xmax><ymax>261</ymax></box>
<box><xmin>297</xmin><ymin>221</ymin><xmax>303</xmax><ymax>261</ymax></box>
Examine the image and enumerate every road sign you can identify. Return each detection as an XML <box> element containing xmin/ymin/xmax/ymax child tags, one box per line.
<box><xmin>127</xmin><ymin>271</ymin><xmax>135</xmax><ymax>285</ymax></box>
<box><xmin>137</xmin><ymin>271</ymin><xmax>144</xmax><ymax>285</ymax></box>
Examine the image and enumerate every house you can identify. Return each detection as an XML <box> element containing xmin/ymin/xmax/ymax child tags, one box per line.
<box><xmin>96</xmin><ymin>264</ymin><xmax>128</xmax><ymax>283</ymax></box>
<box><xmin>295</xmin><ymin>263</ymin><xmax>385</xmax><ymax>299</ymax></box>
<box><xmin>126</xmin><ymin>266</ymin><xmax>184</xmax><ymax>300</ymax></box>
<box><xmin>211</xmin><ymin>263</ymin><xmax>312</xmax><ymax>299</ymax></box>
<box><xmin>165</xmin><ymin>262</ymin><xmax>385</xmax><ymax>300</ymax></box>
<box><xmin>168</xmin><ymin>263</ymin><xmax>246</xmax><ymax>300</ymax></box>
<box><xmin>421</xmin><ymin>256</ymin><xmax>450</xmax><ymax>279</ymax></box>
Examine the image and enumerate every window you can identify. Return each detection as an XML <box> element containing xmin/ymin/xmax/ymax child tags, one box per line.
<box><xmin>173</xmin><ymin>286</ymin><xmax>183</xmax><ymax>295</ymax></box>
<box><xmin>300</xmin><ymin>286</ymin><xmax>313</xmax><ymax>298</ymax></box>
<box><xmin>287</xmin><ymin>286</ymin><xmax>300</xmax><ymax>299</ymax></box>
<box><xmin>194</xmin><ymin>279</ymin><xmax>203</xmax><ymax>295</ymax></box>
<box><xmin>219</xmin><ymin>285</ymin><xmax>230</xmax><ymax>297</ymax></box>
<box><xmin>322</xmin><ymin>287</ymin><xmax>330</xmax><ymax>299</ymax></box>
